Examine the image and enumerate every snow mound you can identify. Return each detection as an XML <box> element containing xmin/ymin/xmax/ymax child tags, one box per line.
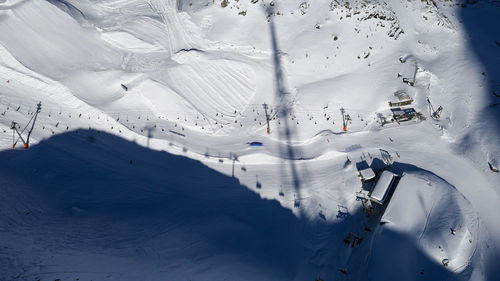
<box><xmin>372</xmin><ymin>173</ymin><xmax>480</xmax><ymax>279</ymax></box>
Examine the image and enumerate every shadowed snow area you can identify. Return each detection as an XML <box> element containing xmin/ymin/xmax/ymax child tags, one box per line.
<box><xmin>0</xmin><ymin>130</ymin><xmax>311</xmax><ymax>280</ymax></box>
<box><xmin>374</xmin><ymin>173</ymin><xmax>479</xmax><ymax>277</ymax></box>
<box><xmin>0</xmin><ymin>0</ymin><xmax>499</xmax><ymax>280</ymax></box>
<box><xmin>0</xmin><ymin>130</ymin><xmax>492</xmax><ymax>281</ymax></box>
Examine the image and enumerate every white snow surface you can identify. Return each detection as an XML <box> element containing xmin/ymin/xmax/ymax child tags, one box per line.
<box><xmin>0</xmin><ymin>0</ymin><xmax>499</xmax><ymax>280</ymax></box>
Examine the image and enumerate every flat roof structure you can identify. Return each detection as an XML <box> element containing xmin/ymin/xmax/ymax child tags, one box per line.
<box><xmin>394</xmin><ymin>92</ymin><xmax>411</xmax><ymax>101</ymax></box>
<box><xmin>391</xmin><ymin>107</ymin><xmax>419</xmax><ymax>122</ymax></box>
<box><xmin>370</xmin><ymin>170</ymin><xmax>397</xmax><ymax>205</ymax></box>
<box><xmin>359</xmin><ymin>167</ymin><xmax>376</xmax><ymax>182</ymax></box>
<box><xmin>403</xmin><ymin>108</ymin><xmax>416</xmax><ymax>115</ymax></box>
<box><xmin>391</xmin><ymin>109</ymin><xmax>405</xmax><ymax>116</ymax></box>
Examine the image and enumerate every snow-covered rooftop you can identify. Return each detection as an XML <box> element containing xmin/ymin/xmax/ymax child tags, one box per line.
<box><xmin>370</xmin><ymin>170</ymin><xmax>397</xmax><ymax>204</ymax></box>
<box><xmin>359</xmin><ymin>167</ymin><xmax>376</xmax><ymax>181</ymax></box>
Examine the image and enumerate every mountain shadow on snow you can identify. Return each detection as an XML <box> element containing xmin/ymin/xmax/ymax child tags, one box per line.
<box><xmin>0</xmin><ymin>130</ymin><xmax>482</xmax><ymax>281</ymax></box>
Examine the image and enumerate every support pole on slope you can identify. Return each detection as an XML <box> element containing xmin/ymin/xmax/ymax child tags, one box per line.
<box><xmin>341</xmin><ymin>107</ymin><xmax>346</xmax><ymax>131</ymax></box>
<box><xmin>412</xmin><ymin>62</ymin><xmax>418</xmax><ymax>85</ymax></box>
<box><xmin>427</xmin><ymin>97</ymin><xmax>443</xmax><ymax>120</ymax></box>
<box><xmin>11</xmin><ymin>121</ymin><xmax>27</xmax><ymax>149</ymax></box>
<box><xmin>341</xmin><ymin>107</ymin><xmax>350</xmax><ymax>132</ymax></box>
<box><xmin>26</xmin><ymin>102</ymin><xmax>42</xmax><ymax>146</ymax></box>
<box><xmin>11</xmin><ymin>102</ymin><xmax>42</xmax><ymax>149</ymax></box>
<box><xmin>263</xmin><ymin>103</ymin><xmax>271</xmax><ymax>134</ymax></box>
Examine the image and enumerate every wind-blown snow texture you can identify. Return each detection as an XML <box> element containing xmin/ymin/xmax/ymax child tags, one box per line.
<box><xmin>0</xmin><ymin>0</ymin><xmax>499</xmax><ymax>280</ymax></box>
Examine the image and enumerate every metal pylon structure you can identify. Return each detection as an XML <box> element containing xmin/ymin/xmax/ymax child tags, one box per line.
<box><xmin>341</xmin><ymin>107</ymin><xmax>351</xmax><ymax>131</ymax></box>
<box><xmin>263</xmin><ymin>103</ymin><xmax>271</xmax><ymax>134</ymax></box>
<box><xmin>11</xmin><ymin>102</ymin><xmax>41</xmax><ymax>149</ymax></box>
<box><xmin>427</xmin><ymin>97</ymin><xmax>443</xmax><ymax>120</ymax></box>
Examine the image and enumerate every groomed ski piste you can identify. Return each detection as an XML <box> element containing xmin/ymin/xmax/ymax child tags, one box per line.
<box><xmin>0</xmin><ymin>0</ymin><xmax>499</xmax><ymax>280</ymax></box>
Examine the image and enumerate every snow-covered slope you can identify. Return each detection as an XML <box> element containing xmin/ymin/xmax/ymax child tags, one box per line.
<box><xmin>0</xmin><ymin>0</ymin><xmax>499</xmax><ymax>280</ymax></box>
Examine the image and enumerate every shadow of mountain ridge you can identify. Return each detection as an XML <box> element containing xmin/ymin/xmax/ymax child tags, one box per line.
<box><xmin>0</xmin><ymin>129</ymin><xmax>309</xmax><ymax>280</ymax></box>
<box><xmin>0</xmin><ymin>130</ymin><xmax>483</xmax><ymax>281</ymax></box>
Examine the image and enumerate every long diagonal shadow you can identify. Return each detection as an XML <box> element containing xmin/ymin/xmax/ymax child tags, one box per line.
<box><xmin>266</xmin><ymin>7</ymin><xmax>307</xmax><ymax>211</ymax></box>
<box><xmin>0</xmin><ymin>129</ymin><xmax>467</xmax><ymax>280</ymax></box>
<box><xmin>0</xmin><ymin>129</ymin><xmax>311</xmax><ymax>280</ymax></box>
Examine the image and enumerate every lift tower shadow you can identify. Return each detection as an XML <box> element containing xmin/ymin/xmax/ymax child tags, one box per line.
<box><xmin>266</xmin><ymin>6</ymin><xmax>309</xmax><ymax>214</ymax></box>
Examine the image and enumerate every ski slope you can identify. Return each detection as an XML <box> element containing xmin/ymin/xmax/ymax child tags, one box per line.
<box><xmin>0</xmin><ymin>0</ymin><xmax>499</xmax><ymax>280</ymax></box>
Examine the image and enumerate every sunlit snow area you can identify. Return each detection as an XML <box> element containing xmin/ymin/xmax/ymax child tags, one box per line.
<box><xmin>0</xmin><ymin>0</ymin><xmax>499</xmax><ymax>280</ymax></box>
